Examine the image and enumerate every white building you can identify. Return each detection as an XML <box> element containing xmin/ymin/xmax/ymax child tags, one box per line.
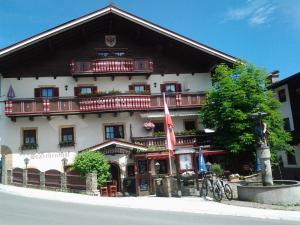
<box><xmin>0</xmin><ymin>5</ymin><xmax>236</xmax><ymax>194</ymax></box>
<box><xmin>270</xmin><ymin>72</ymin><xmax>300</xmax><ymax>180</ymax></box>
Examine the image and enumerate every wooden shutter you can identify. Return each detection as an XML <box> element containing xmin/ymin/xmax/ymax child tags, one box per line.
<box><xmin>145</xmin><ymin>85</ymin><xmax>151</xmax><ymax>93</ymax></box>
<box><xmin>92</xmin><ymin>86</ymin><xmax>98</xmax><ymax>94</ymax></box>
<box><xmin>176</xmin><ymin>83</ymin><xmax>182</xmax><ymax>93</ymax></box>
<box><xmin>53</xmin><ymin>87</ymin><xmax>59</xmax><ymax>97</ymax></box>
<box><xmin>34</xmin><ymin>88</ymin><xmax>41</xmax><ymax>98</ymax></box>
<box><xmin>74</xmin><ymin>87</ymin><xmax>80</xmax><ymax>97</ymax></box>
<box><xmin>128</xmin><ymin>85</ymin><xmax>134</xmax><ymax>91</ymax></box>
<box><xmin>160</xmin><ymin>84</ymin><xmax>165</xmax><ymax>93</ymax></box>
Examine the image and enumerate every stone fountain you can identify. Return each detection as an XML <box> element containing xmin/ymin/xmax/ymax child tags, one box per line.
<box><xmin>237</xmin><ymin>112</ymin><xmax>300</xmax><ymax>205</ymax></box>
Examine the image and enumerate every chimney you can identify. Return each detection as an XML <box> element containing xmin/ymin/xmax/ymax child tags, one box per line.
<box><xmin>267</xmin><ymin>70</ymin><xmax>279</xmax><ymax>84</ymax></box>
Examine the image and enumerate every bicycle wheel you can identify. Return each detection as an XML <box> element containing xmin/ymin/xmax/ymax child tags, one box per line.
<box><xmin>200</xmin><ymin>179</ymin><xmax>209</xmax><ymax>197</ymax></box>
<box><xmin>213</xmin><ymin>183</ymin><xmax>222</xmax><ymax>202</ymax></box>
<box><xmin>224</xmin><ymin>184</ymin><xmax>233</xmax><ymax>200</ymax></box>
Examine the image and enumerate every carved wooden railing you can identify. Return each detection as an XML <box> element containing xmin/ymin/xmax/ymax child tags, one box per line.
<box><xmin>4</xmin><ymin>93</ymin><xmax>204</xmax><ymax>117</ymax></box>
<box><xmin>132</xmin><ymin>133</ymin><xmax>213</xmax><ymax>147</ymax></box>
<box><xmin>70</xmin><ymin>57</ymin><xmax>153</xmax><ymax>75</ymax></box>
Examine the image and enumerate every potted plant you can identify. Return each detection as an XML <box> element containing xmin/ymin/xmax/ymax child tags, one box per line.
<box><xmin>143</xmin><ymin>121</ymin><xmax>155</xmax><ymax>131</ymax></box>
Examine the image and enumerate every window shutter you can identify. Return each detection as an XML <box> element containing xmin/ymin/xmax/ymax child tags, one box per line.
<box><xmin>145</xmin><ymin>85</ymin><xmax>151</xmax><ymax>93</ymax></box>
<box><xmin>74</xmin><ymin>87</ymin><xmax>80</xmax><ymax>97</ymax></box>
<box><xmin>160</xmin><ymin>84</ymin><xmax>165</xmax><ymax>93</ymax></box>
<box><xmin>53</xmin><ymin>87</ymin><xmax>59</xmax><ymax>97</ymax></box>
<box><xmin>34</xmin><ymin>88</ymin><xmax>41</xmax><ymax>98</ymax></box>
<box><xmin>92</xmin><ymin>86</ymin><xmax>98</xmax><ymax>94</ymax></box>
<box><xmin>176</xmin><ymin>83</ymin><xmax>182</xmax><ymax>93</ymax></box>
<box><xmin>129</xmin><ymin>85</ymin><xmax>134</xmax><ymax>91</ymax></box>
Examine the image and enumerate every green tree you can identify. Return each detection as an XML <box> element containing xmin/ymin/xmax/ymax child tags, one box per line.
<box><xmin>73</xmin><ymin>151</ymin><xmax>110</xmax><ymax>186</ymax></box>
<box><xmin>200</xmin><ymin>62</ymin><xmax>291</xmax><ymax>159</ymax></box>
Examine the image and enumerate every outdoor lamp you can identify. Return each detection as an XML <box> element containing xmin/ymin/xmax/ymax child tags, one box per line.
<box><xmin>155</xmin><ymin>161</ymin><xmax>160</xmax><ymax>174</ymax></box>
<box><xmin>24</xmin><ymin>158</ymin><xmax>30</xmax><ymax>169</ymax></box>
<box><xmin>61</xmin><ymin>158</ymin><xmax>68</xmax><ymax>172</ymax></box>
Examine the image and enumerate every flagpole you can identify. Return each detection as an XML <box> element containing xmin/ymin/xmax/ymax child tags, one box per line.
<box><xmin>164</xmin><ymin>92</ymin><xmax>173</xmax><ymax>175</ymax></box>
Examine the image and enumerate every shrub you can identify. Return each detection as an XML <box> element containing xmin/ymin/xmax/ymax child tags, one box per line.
<box><xmin>211</xmin><ymin>163</ymin><xmax>223</xmax><ymax>176</ymax></box>
<box><xmin>73</xmin><ymin>151</ymin><xmax>110</xmax><ymax>186</ymax></box>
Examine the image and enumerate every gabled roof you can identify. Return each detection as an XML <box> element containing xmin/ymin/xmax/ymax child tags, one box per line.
<box><xmin>269</xmin><ymin>72</ymin><xmax>300</xmax><ymax>89</ymax></box>
<box><xmin>80</xmin><ymin>139</ymin><xmax>147</xmax><ymax>152</ymax></box>
<box><xmin>0</xmin><ymin>5</ymin><xmax>237</xmax><ymax>63</ymax></box>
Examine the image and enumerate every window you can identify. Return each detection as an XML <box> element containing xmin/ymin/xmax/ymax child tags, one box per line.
<box><xmin>22</xmin><ymin>129</ymin><xmax>38</xmax><ymax>150</ymax></box>
<box><xmin>23</xmin><ymin>129</ymin><xmax>37</xmax><ymax>145</ymax></box>
<box><xmin>283</xmin><ymin>118</ymin><xmax>291</xmax><ymax>131</ymax></box>
<box><xmin>61</xmin><ymin>127</ymin><xmax>75</xmax><ymax>144</ymax></box>
<box><xmin>155</xmin><ymin>159</ymin><xmax>168</xmax><ymax>174</ymax></box>
<box><xmin>160</xmin><ymin>83</ymin><xmax>182</xmax><ymax>93</ymax></box>
<box><xmin>105</xmin><ymin>125</ymin><xmax>124</xmax><ymax>139</ymax></box>
<box><xmin>129</xmin><ymin>84</ymin><xmax>150</xmax><ymax>94</ymax></box>
<box><xmin>287</xmin><ymin>152</ymin><xmax>296</xmax><ymax>165</ymax></box>
<box><xmin>278</xmin><ymin>89</ymin><xmax>286</xmax><ymax>102</ymax></box>
<box><xmin>165</xmin><ymin>84</ymin><xmax>176</xmax><ymax>93</ymax></box>
<box><xmin>80</xmin><ymin>87</ymin><xmax>92</xmax><ymax>94</ymax></box>
<box><xmin>184</xmin><ymin>121</ymin><xmax>196</xmax><ymax>131</ymax></box>
<box><xmin>41</xmin><ymin>88</ymin><xmax>54</xmax><ymax>98</ymax></box>
<box><xmin>154</xmin><ymin>122</ymin><xmax>164</xmax><ymax>132</ymax></box>
<box><xmin>35</xmin><ymin>87</ymin><xmax>59</xmax><ymax>98</ymax></box>
<box><xmin>134</xmin><ymin>85</ymin><xmax>145</xmax><ymax>93</ymax></box>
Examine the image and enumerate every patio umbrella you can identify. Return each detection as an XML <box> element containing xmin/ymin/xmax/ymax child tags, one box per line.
<box><xmin>198</xmin><ymin>147</ymin><xmax>207</xmax><ymax>172</ymax></box>
<box><xmin>7</xmin><ymin>85</ymin><xmax>15</xmax><ymax>99</ymax></box>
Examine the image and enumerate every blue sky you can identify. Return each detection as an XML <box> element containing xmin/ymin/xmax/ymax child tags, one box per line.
<box><xmin>0</xmin><ymin>0</ymin><xmax>299</xmax><ymax>79</ymax></box>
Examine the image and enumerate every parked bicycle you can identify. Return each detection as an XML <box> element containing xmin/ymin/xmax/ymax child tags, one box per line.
<box><xmin>200</xmin><ymin>172</ymin><xmax>233</xmax><ymax>202</ymax></box>
<box><xmin>200</xmin><ymin>171</ymin><xmax>223</xmax><ymax>201</ymax></box>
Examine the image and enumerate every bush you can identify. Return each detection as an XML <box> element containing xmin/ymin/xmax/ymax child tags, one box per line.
<box><xmin>73</xmin><ymin>151</ymin><xmax>110</xmax><ymax>186</ymax></box>
<box><xmin>211</xmin><ymin>163</ymin><xmax>223</xmax><ymax>176</ymax></box>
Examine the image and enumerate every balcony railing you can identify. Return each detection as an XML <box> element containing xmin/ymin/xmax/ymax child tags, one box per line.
<box><xmin>4</xmin><ymin>93</ymin><xmax>204</xmax><ymax>117</ymax></box>
<box><xmin>70</xmin><ymin>58</ymin><xmax>153</xmax><ymax>75</ymax></box>
<box><xmin>132</xmin><ymin>133</ymin><xmax>213</xmax><ymax>147</ymax></box>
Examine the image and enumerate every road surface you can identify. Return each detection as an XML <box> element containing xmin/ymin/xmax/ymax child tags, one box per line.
<box><xmin>0</xmin><ymin>192</ymin><xmax>298</xmax><ymax>225</ymax></box>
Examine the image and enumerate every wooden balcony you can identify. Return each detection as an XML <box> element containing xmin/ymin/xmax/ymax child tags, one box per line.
<box><xmin>132</xmin><ymin>133</ymin><xmax>213</xmax><ymax>148</ymax></box>
<box><xmin>4</xmin><ymin>93</ymin><xmax>205</xmax><ymax>117</ymax></box>
<box><xmin>70</xmin><ymin>58</ymin><xmax>153</xmax><ymax>75</ymax></box>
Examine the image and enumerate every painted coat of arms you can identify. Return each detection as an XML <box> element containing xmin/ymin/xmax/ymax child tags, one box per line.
<box><xmin>105</xmin><ymin>35</ymin><xmax>117</xmax><ymax>47</ymax></box>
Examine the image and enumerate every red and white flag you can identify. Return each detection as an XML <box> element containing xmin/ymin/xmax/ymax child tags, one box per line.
<box><xmin>163</xmin><ymin>94</ymin><xmax>176</xmax><ymax>157</ymax></box>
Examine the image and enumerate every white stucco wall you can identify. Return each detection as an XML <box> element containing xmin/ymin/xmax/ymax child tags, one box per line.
<box><xmin>1</xmin><ymin>73</ymin><xmax>211</xmax><ymax>98</ymax></box>
<box><xmin>0</xmin><ymin>73</ymin><xmax>209</xmax><ymax>171</ymax></box>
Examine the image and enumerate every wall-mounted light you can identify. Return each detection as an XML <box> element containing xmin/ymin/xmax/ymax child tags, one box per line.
<box><xmin>24</xmin><ymin>158</ymin><xmax>30</xmax><ymax>169</ymax></box>
<box><xmin>64</xmin><ymin>85</ymin><xmax>68</xmax><ymax>91</ymax></box>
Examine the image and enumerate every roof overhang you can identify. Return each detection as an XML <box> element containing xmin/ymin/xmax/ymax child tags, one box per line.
<box><xmin>0</xmin><ymin>5</ymin><xmax>237</xmax><ymax>63</ymax></box>
<box><xmin>80</xmin><ymin>139</ymin><xmax>147</xmax><ymax>152</ymax></box>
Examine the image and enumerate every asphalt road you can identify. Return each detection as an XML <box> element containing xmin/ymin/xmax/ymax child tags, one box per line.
<box><xmin>0</xmin><ymin>192</ymin><xmax>298</xmax><ymax>225</ymax></box>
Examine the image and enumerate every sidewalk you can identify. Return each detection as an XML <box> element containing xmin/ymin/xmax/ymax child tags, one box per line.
<box><xmin>1</xmin><ymin>184</ymin><xmax>300</xmax><ymax>222</ymax></box>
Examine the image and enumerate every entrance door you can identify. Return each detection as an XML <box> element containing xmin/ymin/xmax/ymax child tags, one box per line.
<box><xmin>110</xmin><ymin>163</ymin><xmax>121</xmax><ymax>192</ymax></box>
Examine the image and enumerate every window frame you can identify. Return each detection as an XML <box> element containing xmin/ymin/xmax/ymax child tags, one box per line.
<box><xmin>104</xmin><ymin>124</ymin><xmax>125</xmax><ymax>140</ymax></box>
<box><xmin>278</xmin><ymin>89</ymin><xmax>287</xmax><ymax>102</ymax></box>
<box><xmin>21</xmin><ymin>128</ymin><xmax>38</xmax><ymax>150</ymax></box>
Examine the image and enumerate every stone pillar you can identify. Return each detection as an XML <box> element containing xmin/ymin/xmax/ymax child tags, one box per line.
<box><xmin>23</xmin><ymin>169</ymin><xmax>28</xmax><ymax>187</ymax></box>
<box><xmin>258</xmin><ymin>143</ymin><xmax>273</xmax><ymax>186</ymax></box>
<box><xmin>61</xmin><ymin>172</ymin><xmax>67</xmax><ymax>191</ymax></box>
<box><xmin>6</xmin><ymin>170</ymin><xmax>12</xmax><ymax>185</ymax></box>
<box><xmin>86</xmin><ymin>172</ymin><xmax>99</xmax><ymax>196</ymax></box>
<box><xmin>40</xmin><ymin>172</ymin><xmax>45</xmax><ymax>189</ymax></box>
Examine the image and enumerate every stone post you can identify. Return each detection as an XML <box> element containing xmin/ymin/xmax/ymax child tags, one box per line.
<box><xmin>86</xmin><ymin>172</ymin><xmax>99</xmax><ymax>196</ymax></box>
<box><xmin>6</xmin><ymin>170</ymin><xmax>12</xmax><ymax>185</ymax></box>
<box><xmin>40</xmin><ymin>172</ymin><xmax>45</xmax><ymax>189</ymax></box>
<box><xmin>61</xmin><ymin>172</ymin><xmax>67</xmax><ymax>191</ymax></box>
<box><xmin>258</xmin><ymin>143</ymin><xmax>273</xmax><ymax>186</ymax></box>
<box><xmin>23</xmin><ymin>169</ymin><xmax>28</xmax><ymax>187</ymax></box>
